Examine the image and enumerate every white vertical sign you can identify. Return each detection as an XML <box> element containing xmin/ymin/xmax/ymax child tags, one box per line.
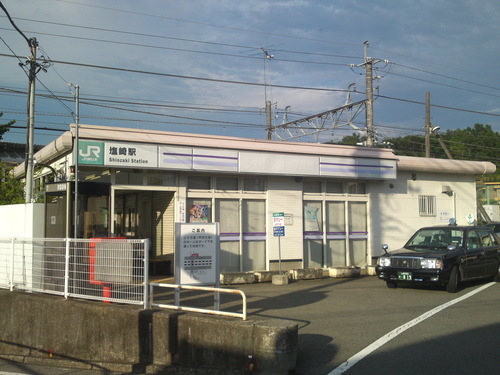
<box><xmin>175</xmin><ymin>223</ymin><xmax>219</xmax><ymax>285</ymax></box>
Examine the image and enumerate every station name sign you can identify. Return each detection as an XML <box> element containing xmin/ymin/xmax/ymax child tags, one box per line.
<box><xmin>79</xmin><ymin>140</ymin><xmax>157</xmax><ymax>168</ymax></box>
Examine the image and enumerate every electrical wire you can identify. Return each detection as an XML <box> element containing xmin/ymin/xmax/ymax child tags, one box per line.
<box><xmin>0</xmin><ymin>16</ymin><xmax>360</xmax><ymax>60</ymax></box>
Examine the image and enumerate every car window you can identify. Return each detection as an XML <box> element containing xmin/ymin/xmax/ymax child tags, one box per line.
<box><xmin>478</xmin><ymin>231</ymin><xmax>497</xmax><ymax>247</ymax></box>
<box><xmin>406</xmin><ymin>228</ymin><xmax>464</xmax><ymax>250</ymax></box>
<box><xmin>467</xmin><ymin>231</ymin><xmax>481</xmax><ymax>249</ymax></box>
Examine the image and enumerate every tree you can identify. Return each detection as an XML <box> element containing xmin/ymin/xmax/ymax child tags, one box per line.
<box><xmin>334</xmin><ymin>132</ymin><xmax>366</xmax><ymax>146</ymax></box>
<box><xmin>0</xmin><ymin>112</ymin><xmax>15</xmax><ymax>140</ymax></box>
<box><xmin>0</xmin><ymin>112</ymin><xmax>23</xmax><ymax>204</ymax></box>
<box><xmin>0</xmin><ymin>161</ymin><xmax>24</xmax><ymax>205</ymax></box>
<box><xmin>383</xmin><ymin>123</ymin><xmax>500</xmax><ymax>181</ymax></box>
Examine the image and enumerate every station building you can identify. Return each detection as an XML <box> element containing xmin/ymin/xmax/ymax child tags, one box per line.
<box><xmin>13</xmin><ymin>124</ymin><xmax>496</xmax><ymax>275</ymax></box>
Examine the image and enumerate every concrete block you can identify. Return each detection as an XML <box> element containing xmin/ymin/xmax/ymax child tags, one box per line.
<box><xmin>366</xmin><ymin>265</ymin><xmax>377</xmax><ymax>276</ymax></box>
<box><xmin>176</xmin><ymin>314</ymin><xmax>254</xmax><ymax>369</ymax></box>
<box><xmin>289</xmin><ymin>268</ymin><xmax>323</xmax><ymax>280</ymax></box>
<box><xmin>220</xmin><ymin>272</ymin><xmax>255</xmax><ymax>285</ymax></box>
<box><xmin>272</xmin><ymin>274</ymin><xmax>289</xmax><ymax>285</ymax></box>
<box><xmin>254</xmin><ymin>271</ymin><xmax>280</xmax><ymax>283</ymax></box>
<box><xmin>0</xmin><ymin>289</ymin><xmax>298</xmax><ymax>374</ymax></box>
<box><xmin>252</xmin><ymin>320</ymin><xmax>298</xmax><ymax>375</ymax></box>
<box><xmin>328</xmin><ymin>266</ymin><xmax>361</xmax><ymax>278</ymax></box>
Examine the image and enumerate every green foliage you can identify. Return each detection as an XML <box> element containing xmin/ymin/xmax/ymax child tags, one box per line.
<box><xmin>0</xmin><ymin>112</ymin><xmax>15</xmax><ymax>141</ymax></box>
<box><xmin>0</xmin><ymin>162</ymin><xmax>25</xmax><ymax>205</ymax></box>
<box><xmin>335</xmin><ymin>132</ymin><xmax>366</xmax><ymax>146</ymax></box>
<box><xmin>383</xmin><ymin>124</ymin><xmax>500</xmax><ymax>182</ymax></box>
<box><xmin>332</xmin><ymin>124</ymin><xmax>500</xmax><ymax>181</ymax></box>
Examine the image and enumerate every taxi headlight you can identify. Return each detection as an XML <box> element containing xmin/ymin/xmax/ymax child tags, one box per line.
<box><xmin>377</xmin><ymin>256</ymin><xmax>391</xmax><ymax>267</ymax></box>
<box><xmin>421</xmin><ymin>258</ymin><xmax>443</xmax><ymax>269</ymax></box>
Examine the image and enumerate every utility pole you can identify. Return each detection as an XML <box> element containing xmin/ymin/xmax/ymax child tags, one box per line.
<box><xmin>350</xmin><ymin>41</ymin><xmax>388</xmax><ymax>147</ymax></box>
<box><xmin>433</xmin><ymin>128</ymin><xmax>454</xmax><ymax>160</ymax></box>
<box><xmin>425</xmin><ymin>92</ymin><xmax>431</xmax><ymax>157</ymax></box>
<box><xmin>262</xmin><ymin>48</ymin><xmax>274</xmax><ymax>140</ymax></box>
<box><xmin>1</xmin><ymin>2</ymin><xmax>47</xmax><ymax>202</ymax></box>
<box><xmin>265</xmin><ymin>101</ymin><xmax>272</xmax><ymax>140</ymax></box>
<box><xmin>364</xmin><ymin>42</ymin><xmax>375</xmax><ymax>147</ymax></box>
<box><xmin>25</xmin><ymin>37</ymin><xmax>38</xmax><ymax>203</ymax></box>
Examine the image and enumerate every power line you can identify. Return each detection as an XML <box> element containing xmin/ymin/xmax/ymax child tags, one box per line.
<box><xmin>53</xmin><ymin>0</ymin><xmax>359</xmax><ymax>48</ymax></box>
<box><xmin>0</xmin><ymin>27</ymin><xmax>349</xmax><ymax>67</ymax></box>
<box><xmin>0</xmin><ymin>52</ymin><xmax>353</xmax><ymax>93</ymax></box>
<box><xmin>3</xmin><ymin>53</ymin><xmax>499</xmax><ymax>119</ymax></box>
<box><xmin>0</xmin><ymin>16</ymin><xmax>360</xmax><ymax>60</ymax></box>
<box><xmin>376</xmin><ymin>94</ymin><xmax>500</xmax><ymax>117</ymax></box>
<box><xmin>380</xmin><ymin>68</ymin><xmax>500</xmax><ymax>98</ymax></box>
<box><xmin>392</xmin><ymin>62</ymin><xmax>500</xmax><ymax>92</ymax></box>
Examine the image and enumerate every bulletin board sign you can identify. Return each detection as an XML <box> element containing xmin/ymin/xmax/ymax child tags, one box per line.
<box><xmin>175</xmin><ymin>223</ymin><xmax>220</xmax><ymax>286</ymax></box>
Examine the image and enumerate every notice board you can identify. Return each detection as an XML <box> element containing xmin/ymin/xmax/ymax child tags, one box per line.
<box><xmin>175</xmin><ymin>222</ymin><xmax>220</xmax><ymax>285</ymax></box>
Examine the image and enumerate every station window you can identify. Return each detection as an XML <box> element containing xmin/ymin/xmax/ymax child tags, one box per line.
<box><xmin>188</xmin><ymin>175</ymin><xmax>211</xmax><ymax>190</ymax></box>
<box><xmin>243</xmin><ymin>177</ymin><xmax>265</xmax><ymax>191</ymax></box>
<box><xmin>418</xmin><ymin>195</ymin><xmax>436</xmax><ymax>216</ymax></box>
<box><xmin>216</xmin><ymin>176</ymin><xmax>239</xmax><ymax>191</ymax></box>
<box><xmin>304</xmin><ymin>180</ymin><xmax>322</xmax><ymax>193</ymax></box>
<box><xmin>326</xmin><ymin>181</ymin><xmax>343</xmax><ymax>194</ymax></box>
<box><xmin>115</xmin><ymin>169</ymin><xmax>144</xmax><ymax>185</ymax></box>
<box><xmin>347</xmin><ymin>182</ymin><xmax>366</xmax><ymax>194</ymax></box>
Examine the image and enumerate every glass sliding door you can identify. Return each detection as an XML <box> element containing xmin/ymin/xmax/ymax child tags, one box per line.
<box><xmin>348</xmin><ymin>202</ymin><xmax>368</xmax><ymax>267</ymax></box>
<box><xmin>216</xmin><ymin>199</ymin><xmax>240</xmax><ymax>272</ymax></box>
<box><xmin>242</xmin><ymin>200</ymin><xmax>266</xmax><ymax>271</ymax></box>
<box><xmin>326</xmin><ymin>201</ymin><xmax>346</xmax><ymax>267</ymax></box>
<box><xmin>303</xmin><ymin>201</ymin><xmax>323</xmax><ymax>268</ymax></box>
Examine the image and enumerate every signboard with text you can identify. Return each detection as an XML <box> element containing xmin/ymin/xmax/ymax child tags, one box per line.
<box><xmin>175</xmin><ymin>223</ymin><xmax>220</xmax><ymax>285</ymax></box>
<box><xmin>105</xmin><ymin>142</ymin><xmax>158</xmax><ymax>168</ymax></box>
<box><xmin>273</xmin><ymin>212</ymin><xmax>285</xmax><ymax>237</ymax></box>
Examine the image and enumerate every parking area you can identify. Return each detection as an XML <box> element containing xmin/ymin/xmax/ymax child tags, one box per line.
<box><xmin>227</xmin><ymin>275</ymin><xmax>499</xmax><ymax>375</ymax></box>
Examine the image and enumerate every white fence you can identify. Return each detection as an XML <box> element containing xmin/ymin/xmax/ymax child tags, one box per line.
<box><xmin>0</xmin><ymin>238</ymin><xmax>149</xmax><ymax>306</ymax></box>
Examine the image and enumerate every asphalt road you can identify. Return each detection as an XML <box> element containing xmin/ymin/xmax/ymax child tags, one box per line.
<box><xmin>2</xmin><ymin>276</ymin><xmax>499</xmax><ymax>375</ymax></box>
<box><xmin>232</xmin><ymin>276</ymin><xmax>500</xmax><ymax>375</ymax></box>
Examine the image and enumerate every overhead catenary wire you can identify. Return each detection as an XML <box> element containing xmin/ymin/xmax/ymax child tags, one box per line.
<box><xmin>1</xmin><ymin>2</ymin><xmax>497</xmax><ymax>150</ymax></box>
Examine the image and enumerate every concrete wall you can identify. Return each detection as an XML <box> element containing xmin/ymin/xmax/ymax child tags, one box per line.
<box><xmin>369</xmin><ymin>171</ymin><xmax>478</xmax><ymax>256</ymax></box>
<box><xmin>0</xmin><ymin>290</ymin><xmax>297</xmax><ymax>374</ymax></box>
<box><xmin>0</xmin><ymin>203</ymin><xmax>45</xmax><ymax>238</ymax></box>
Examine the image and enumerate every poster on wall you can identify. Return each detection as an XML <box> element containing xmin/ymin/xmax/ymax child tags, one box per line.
<box><xmin>304</xmin><ymin>206</ymin><xmax>320</xmax><ymax>231</ymax></box>
<box><xmin>189</xmin><ymin>205</ymin><xmax>209</xmax><ymax>223</ymax></box>
<box><xmin>175</xmin><ymin>223</ymin><xmax>220</xmax><ymax>285</ymax></box>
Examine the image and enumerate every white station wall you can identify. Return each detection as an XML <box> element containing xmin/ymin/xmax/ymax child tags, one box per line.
<box><xmin>369</xmin><ymin>171</ymin><xmax>477</xmax><ymax>256</ymax></box>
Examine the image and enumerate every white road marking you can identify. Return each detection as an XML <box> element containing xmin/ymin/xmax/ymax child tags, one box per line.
<box><xmin>327</xmin><ymin>282</ymin><xmax>496</xmax><ymax>375</ymax></box>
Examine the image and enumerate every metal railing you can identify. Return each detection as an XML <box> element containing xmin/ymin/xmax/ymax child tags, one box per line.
<box><xmin>0</xmin><ymin>237</ymin><xmax>149</xmax><ymax>306</ymax></box>
<box><xmin>1</xmin><ymin>237</ymin><xmax>248</xmax><ymax>320</ymax></box>
<box><xmin>149</xmin><ymin>282</ymin><xmax>247</xmax><ymax>320</ymax></box>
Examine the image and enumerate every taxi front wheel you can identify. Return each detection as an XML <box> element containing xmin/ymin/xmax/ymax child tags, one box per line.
<box><xmin>446</xmin><ymin>266</ymin><xmax>459</xmax><ymax>293</ymax></box>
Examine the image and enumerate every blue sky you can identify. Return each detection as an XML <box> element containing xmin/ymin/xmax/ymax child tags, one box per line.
<box><xmin>1</xmin><ymin>0</ymin><xmax>499</xmax><ymax>146</ymax></box>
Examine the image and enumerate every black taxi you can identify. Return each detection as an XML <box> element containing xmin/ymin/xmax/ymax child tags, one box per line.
<box><xmin>375</xmin><ymin>221</ymin><xmax>500</xmax><ymax>292</ymax></box>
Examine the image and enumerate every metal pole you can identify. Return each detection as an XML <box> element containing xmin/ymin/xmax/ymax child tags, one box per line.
<box><xmin>425</xmin><ymin>92</ymin><xmax>431</xmax><ymax>158</ymax></box>
<box><xmin>266</xmin><ymin>100</ymin><xmax>272</xmax><ymax>140</ymax></box>
<box><xmin>64</xmin><ymin>237</ymin><xmax>70</xmax><ymax>299</ymax></box>
<box><xmin>73</xmin><ymin>85</ymin><xmax>79</xmax><ymax>238</ymax></box>
<box><xmin>143</xmin><ymin>238</ymin><xmax>150</xmax><ymax>309</ymax></box>
<box><xmin>365</xmin><ymin>58</ymin><xmax>375</xmax><ymax>147</ymax></box>
<box><xmin>10</xmin><ymin>238</ymin><xmax>15</xmax><ymax>291</ymax></box>
<box><xmin>278</xmin><ymin>235</ymin><xmax>282</xmax><ymax>274</ymax></box>
<box><xmin>25</xmin><ymin>38</ymin><xmax>37</xmax><ymax>203</ymax></box>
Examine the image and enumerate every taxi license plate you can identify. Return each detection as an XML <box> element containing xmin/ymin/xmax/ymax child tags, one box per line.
<box><xmin>397</xmin><ymin>271</ymin><xmax>412</xmax><ymax>281</ymax></box>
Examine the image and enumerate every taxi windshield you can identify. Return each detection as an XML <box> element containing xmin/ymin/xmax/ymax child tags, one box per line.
<box><xmin>405</xmin><ymin>228</ymin><xmax>464</xmax><ymax>251</ymax></box>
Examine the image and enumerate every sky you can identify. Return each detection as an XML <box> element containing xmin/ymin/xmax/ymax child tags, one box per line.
<box><xmin>0</xmin><ymin>0</ymin><xmax>499</xmax><ymax>147</ymax></box>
